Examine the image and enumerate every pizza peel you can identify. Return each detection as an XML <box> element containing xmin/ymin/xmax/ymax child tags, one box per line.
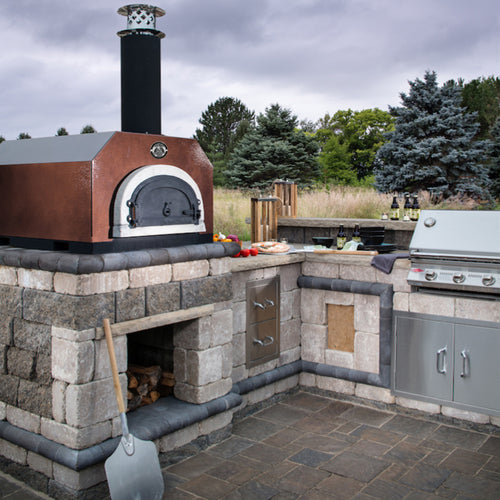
<box><xmin>103</xmin><ymin>319</ymin><xmax>164</xmax><ymax>500</ymax></box>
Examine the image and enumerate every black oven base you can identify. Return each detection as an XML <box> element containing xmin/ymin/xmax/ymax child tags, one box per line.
<box><xmin>0</xmin><ymin>233</ymin><xmax>213</xmax><ymax>254</ymax></box>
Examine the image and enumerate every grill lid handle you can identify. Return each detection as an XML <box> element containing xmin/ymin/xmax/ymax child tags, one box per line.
<box><xmin>424</xmin><ymin>217</ymin><xmax>436</xmax><ymax>227</ymax></box>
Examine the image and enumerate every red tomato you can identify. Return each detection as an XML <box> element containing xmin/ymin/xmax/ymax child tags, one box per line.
<box><xmin>240</xmin><ymin>249</ymin><xmax>250</xmax><ymax>257</ymax></box>
<box><xmin>231</xmin><ymin>251</ymin><xmax>241</xmax><ymax>258</ymax></box>
<box><xmin>249</xmin><ymin>248</ymin><xmax>259</xmax><ymax>256</ymax></box>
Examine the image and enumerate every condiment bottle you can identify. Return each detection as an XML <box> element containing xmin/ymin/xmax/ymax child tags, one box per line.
<box><xmin>352</xmin><ymin>224</ymin><xmax>361</xmax><ymax>243</ymax></box>
<box><xmin>411</xmin><ymin>195</ymin><xmax>420</xmax><ymax>221</ymax></box>
<box><xmin>403</xmin><ymin>195</ymin><xmax>412</xmax><ymax>220</ymax></box>
<box><xmin>336</xmin><ymin>224</ymin><xmax>346</xmax><ymax>250</ymax></box>
<box><xmin>390</xmin><ymin>196</ymin><xmax>400</xmax><ymax>220</ymax></box>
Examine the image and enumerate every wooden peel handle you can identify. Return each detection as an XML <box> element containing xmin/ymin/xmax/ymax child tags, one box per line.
<box><xmin>103</xmin><ymin>318</ymin><xmax>126</xmax><ymax>414</ymax></box>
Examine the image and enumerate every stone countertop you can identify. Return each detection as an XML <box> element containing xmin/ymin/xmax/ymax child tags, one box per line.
<box><xmin>230</xmin><ymin>246</ymin><xmax>411</xmax><ymax>272</ymax></box>
<box><xmin>277</xmin><ymin>217</ymin><xmax>417</xmax><ymax>231</ymax></box>
<box><xmin>230</xmin><ymin>251</ymin><xmax>305</xmax><ymax>272</ymax></box>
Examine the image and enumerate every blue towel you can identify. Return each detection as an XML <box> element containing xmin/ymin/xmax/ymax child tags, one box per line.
<box><xmin>371</xmin><ymin>253</ymin><xmax>409</xmax><ymax>274</ymax></box>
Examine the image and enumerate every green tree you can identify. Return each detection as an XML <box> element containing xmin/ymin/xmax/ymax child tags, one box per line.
<box><xmin>56</xmin><ymin>127</ymin><xmax>69</xmax><ymax>136</ymax></box>
<box><xmin>194</xmin><ymin>97</ymin><xmax>254</xmax><ymax>186</ymax></box>
<box><xmin>315</xmin><ymin>109</ymin><xmax>394</xmax><ymax>184</ymax></box>
<box><xmin>318</xmin><ymin>134</ymin><xmax>355</xmax><ymax>185</ymax></box>
<box><xmin>0</xmin><ymin>136</ymin><xmax>5</xmax><ymax>144</ymax></box>
<box><xmin>489</xmin><ymin>118</ymin><xmax>500</xmax><ymax>199</ymax></box>
<box><xmin>375</xmin><ymin>71</ymin><xmax>491</xmax><ymax>201</ymax></box>
<box><xmin>298</xmin><ymin>119</ymin><xmax>317</xmax><ymax>133</ymax></box>
<box><xmin>461</xmin><ymin>76</ymin><xmax>500</xmax><ymax>139</ymax></box>
<box><xmin>226</xmin><ymin>104</ymin><xmax>320</xmax><ymax>189</ymax></box>
<box><xmin>80</xmin><ymin>124</ymin><xmax>96</xmax><ymax>134</ymax></box>
<box><xmin>17</xmin><ymin>132</ymin><xmax>31</xmax><ymax>140</ymax></box>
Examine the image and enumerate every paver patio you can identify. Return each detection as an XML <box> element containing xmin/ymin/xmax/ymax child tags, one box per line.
<box><xmin>1</xmin><ymin>390</ymin><xmax>499</xmax><ymax>499</ymax></box>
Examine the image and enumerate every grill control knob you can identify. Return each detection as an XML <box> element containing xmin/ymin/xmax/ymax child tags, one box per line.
<box><xmin>425</xmin><ymin>271</ymin><xmax>437</xmax><ymax>281</ymax></box>
<box><xmin>482</xmin><ymin>275</ymin><xmax>496</xmax><ymax>286</ymax></box>
<box><xmin>453</xmin><ymin>273</ymin><xmax>465</xmax><ymax>284</ymax></box>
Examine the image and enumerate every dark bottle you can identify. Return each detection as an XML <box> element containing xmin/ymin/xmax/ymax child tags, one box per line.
<box><xmin>411</xmin><ymin>195</ymin><xmax>420</xmax><ymax>221</ymax></box>
<box><xmin>336</xmin><ymin>224</ymin><xmax>346</xmax><ymax>249</ymax></box>
<box><xmin>390</xmin><ymin>196</ymin><xmax>400</xmax><ymax>220</ymax></box>
<box><xmin>403</xmin><ymin>195</ymin><xmax>412</xmax><ymax>220</ymax></box>
<box><xmin>352</xmin><ymin>223</ymin><xmax>361</xmax><ymax>243</ymax></box>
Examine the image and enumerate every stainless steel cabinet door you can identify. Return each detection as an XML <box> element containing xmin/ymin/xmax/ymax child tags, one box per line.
<box><xmin>246</xmin><ymin>277</ymin><xmax>280</xmax><ymax>368</ymax></box>
<box><xmin>394</xmin><ymin>315</ymin><xmax>454</xmax><ymax>401</ymax></box>
<box><xmin>454</xmin><ymin>324</ymin><xmax>500</xmax><ymax>412</ymax></box>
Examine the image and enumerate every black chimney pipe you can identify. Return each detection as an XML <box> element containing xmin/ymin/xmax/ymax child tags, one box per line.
<box><xmin>117</xmin><ymin>4</ymin><xmax>165</xmax><ymax>135</ymax></box>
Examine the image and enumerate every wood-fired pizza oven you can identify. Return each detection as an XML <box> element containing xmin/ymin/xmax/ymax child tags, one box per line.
<box><xmin>0</xmin><ymin>132</ymin><xmax>213</xmax><ymax>253</ymax></box>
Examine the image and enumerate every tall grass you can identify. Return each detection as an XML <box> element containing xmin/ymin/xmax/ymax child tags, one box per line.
<box><xmin>213</xmin><ymin>187</ymin><xmax>486</xmax><ymax>240</ymax></box>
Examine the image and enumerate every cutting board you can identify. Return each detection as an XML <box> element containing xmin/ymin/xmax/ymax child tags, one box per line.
<box><xmin>313</xmin><ymin>249</ymin><xmax>378</xmax><ymax>255</ymax></box>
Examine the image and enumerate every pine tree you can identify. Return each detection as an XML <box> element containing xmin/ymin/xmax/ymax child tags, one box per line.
<box><xmin>80</xmin><ymin>124</ymin><xmax>96</xmax><ymax>134</ymax></box>
<box><xmin>226</xmin><ymin>104</ymin><xmax>320</xmax><ymax>189</ymax></box>
<box><xmin>375</xmin><ymin>71</ymin><xmax>491</xmax><ymax>201</ymax></box>
<box><xmin>194</xmin><ymin>97</ymin><xmax>254</xmax><ymax>186</ymax></box>
<box><xmin>489</xmin><ymin>118</ymin><xmax>500</xmax><ymax>199</ymax></box>
<box><xmin>56</xmin><ymin>127</ymin><xmax>69</xmax><ymax>136</ymax></box>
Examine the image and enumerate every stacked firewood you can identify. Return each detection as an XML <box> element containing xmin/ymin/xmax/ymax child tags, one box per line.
<box><xmin>126</xmin><ymin>364</ymin><xmax>175</xmax><ymax>411</ymax></box>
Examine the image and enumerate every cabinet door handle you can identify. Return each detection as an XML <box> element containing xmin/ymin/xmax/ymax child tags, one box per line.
<box><xmin>460</xmin><ymin>350</ymin><xmax>470</xmax><ymax>378</ymax></box>
<box><xmin>436</xmin><ymin>347</ymin><xmax>447</xmax><ymax>374</ymax></box>
<box><xmin>253</xmin><ymin>336</ymin><xmax>274</xmax><ymax>347</ymax></box>
<box><xmin>253</xmin><ymin>298</ymin><xmax>275</xmax><ymax>310</ymax></box>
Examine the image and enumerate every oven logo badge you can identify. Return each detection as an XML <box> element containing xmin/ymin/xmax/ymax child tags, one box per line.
<box><xmin>150</xmin><ymin>141</ymin><xmax>168</xmax><ymax>159</ymax></box>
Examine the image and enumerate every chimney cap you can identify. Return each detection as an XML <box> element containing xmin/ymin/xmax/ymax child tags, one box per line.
<box><xmin>117</xmin><ymin>4</ymin><xmax>165</xmax><ymax>38</ymax></box>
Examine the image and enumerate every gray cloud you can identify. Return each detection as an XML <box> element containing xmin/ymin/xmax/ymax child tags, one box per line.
<box><xmin>0</xmin><ymin>0</ymin><xmax>498</xmax><ymax>140</ymax></box>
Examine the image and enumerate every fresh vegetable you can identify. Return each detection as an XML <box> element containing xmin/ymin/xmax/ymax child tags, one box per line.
<box><xmin>249</xmin><ymin>248</ymin><xmax>259</xmax><ymax>256</ymax></box>
<box><xmin>240</xmin><ymin>249</ymin><xmax>250</xmax><ymax>257</ymax></box>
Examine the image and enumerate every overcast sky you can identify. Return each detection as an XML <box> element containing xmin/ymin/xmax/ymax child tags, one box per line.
<box><xmin>1</xmin><ymin>0</ymin><xmax>498</xmax><ymax>141</ymax></box>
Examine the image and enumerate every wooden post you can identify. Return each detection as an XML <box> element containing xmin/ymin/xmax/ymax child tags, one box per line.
<box><xmin>251</xmin><ymin>197</ymin><xmax>279</xmax><ymax>243</ymax></box>
<box><xmin>272</xmin><ymin>180</ymin><xmax>297</xmax><ymax>218</ymax></box>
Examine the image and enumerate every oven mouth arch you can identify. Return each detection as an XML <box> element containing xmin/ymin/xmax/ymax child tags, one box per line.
<box><xmin>112</xmin><ymin>164</ymin><xmax>206</xmax><ymax>238</ymax></box>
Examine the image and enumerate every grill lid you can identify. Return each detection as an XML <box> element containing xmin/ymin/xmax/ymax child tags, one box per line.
<box><xmin>409</xmin><ymin>210</ymin><xmax>500</xmax><ymax>261</ymax></box>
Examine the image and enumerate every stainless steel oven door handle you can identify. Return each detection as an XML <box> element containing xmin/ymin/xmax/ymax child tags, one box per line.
<box><xmin>253</xmin><ymin>336</ymin><xmax>274</xmax><ymax>347</ymax></box>
<box><xmin>460</xmin><ymin>350</ymin><xmax>470</xmax><ymax>378</ymax></box>
<box><xmin>436</xmin><ymin>347</ymin><xmax>447</xmax><ymax>374</ymax></box>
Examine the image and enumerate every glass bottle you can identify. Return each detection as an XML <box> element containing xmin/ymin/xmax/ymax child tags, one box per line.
<box><xmin>336</xmin><ymin>224</ymin><xmax>346</xmax><ymax>250</ymax></box>
<box><xmin>390</xmin><ymin>196</ymin><xmax>400</xmax><ymax>220</ymax></box>
<box><xmin>403</xmin><ymin>195</ymin><xmax>412</xmax><ymax>220</ymax></box>
<box><xmin>411</xmin><ymin>195</ymin><xmax>420</xmax><ymax>221</ymax></box>
<box><xmin>352</xmin><ymin>223</ymin><xmax>361</xmax><ymax>243</ymax></box>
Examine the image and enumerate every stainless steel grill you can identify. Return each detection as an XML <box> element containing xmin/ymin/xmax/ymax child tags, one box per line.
<box><xmin>407</xmin><ymin>210</ymin><xmax>500</xmax><ymax>296</ymax></box>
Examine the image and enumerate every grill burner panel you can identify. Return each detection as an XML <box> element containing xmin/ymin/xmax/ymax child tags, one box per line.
<box><xmin>408</xmin><ymin>258</ymin><xmax>499</xmax><ymax>295</ymax></box>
